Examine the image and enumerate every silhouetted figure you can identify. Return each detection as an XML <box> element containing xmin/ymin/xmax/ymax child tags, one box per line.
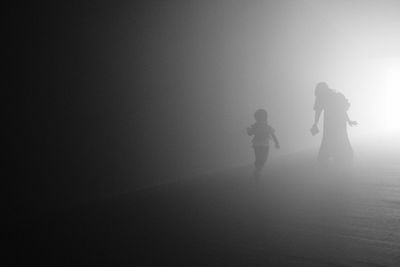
<box><xmin>311</xmin><ymin>82</ymin><xmax>357</xmax><ymax>167</ymax></box>
<box><xmin>247</xmin><ymin>109</ymin><xmax>280</xmax><ymax>179</ymax></box>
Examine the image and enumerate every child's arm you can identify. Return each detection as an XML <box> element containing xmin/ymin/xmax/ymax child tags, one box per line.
<box><xmin>272</xmin><ymin>133</ymin><xmax>280</xmax><ymax>149</ymax></box>
<box><xmin>246</xmin><ymin>126</ymin><xmax>254</xmax><ymax>136</ymax></box>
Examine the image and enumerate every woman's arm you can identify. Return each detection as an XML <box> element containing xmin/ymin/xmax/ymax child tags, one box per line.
<box><xmin>314</xmin><ymin>108</ymin><xmax>322</xmax><ymax>127</ymax></box>
<box><xmin>310</xmin><ymin>107</ymin><xmax>322</xmax><ymax>136</ymax></box>
<box><xmin>346</xmin><ymin>112</ymin><xmax>358</xmax><ymax>126</ymax></box>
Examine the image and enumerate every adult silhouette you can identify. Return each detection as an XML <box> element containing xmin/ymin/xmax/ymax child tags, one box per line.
<box><xmin>311</xmin><ymin>82</ymin><xmax>357</xmax><ymax>167</ymax></box>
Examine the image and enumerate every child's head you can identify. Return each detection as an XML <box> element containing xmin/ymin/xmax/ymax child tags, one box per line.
<box><xmin>254</xmin><ymin>109</ymin><xmax>268</xmax><ymax>122</ymax></box>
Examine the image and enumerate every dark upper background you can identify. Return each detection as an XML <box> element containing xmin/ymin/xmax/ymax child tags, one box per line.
<box><xmin>9</xmin><ymin>1</ymin><xmax>241</xmax><ymax>209</ymax></box>
<box><xmin>7</xmin><ymin>0</ymin><xmax>400</xmax><ymax>209</ymax></box>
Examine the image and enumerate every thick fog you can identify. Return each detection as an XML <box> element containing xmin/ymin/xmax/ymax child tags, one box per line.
<box><xmin>113</xmin><ymin>0</ymin><xmax>400</xmax><ymax>185</ymax></box>
<box><xmin>9</xmin><ymin>0</ymin><xmax>400</xmax><ymax>206</ymax></box>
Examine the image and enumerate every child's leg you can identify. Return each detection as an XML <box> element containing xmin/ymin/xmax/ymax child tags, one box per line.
<box><xmin>260</xmin><ymin>146</ymin><xmax>270</xmax><ymax>168</ymax></box>
<box><xmin>254</xmin><ymin>147</ymin><xmax>262</xmax><ymax>177</ymax></box>
<box><xmin>254</xmin><ymin>146</ymin><xmax>269</xmax><ymax>177</ymax></box>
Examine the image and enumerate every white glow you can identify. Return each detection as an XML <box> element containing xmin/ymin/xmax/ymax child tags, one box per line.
<box><xmin>385</xmin><ymin>68</ymin><xmax>400</xmax><ymax>131</ymax></box>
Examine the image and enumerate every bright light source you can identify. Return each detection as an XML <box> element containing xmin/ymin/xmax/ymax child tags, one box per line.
<box><xmin>385</xmin><ymin>68</ymin><xmax>400</xmax><ymax>131</ymax></box>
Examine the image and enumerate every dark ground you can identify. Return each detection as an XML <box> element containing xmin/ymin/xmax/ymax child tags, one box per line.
<box><xmin>8</xmin><ymin>141</ymin><xmax>400</xmax><ymax>266</ymax></box>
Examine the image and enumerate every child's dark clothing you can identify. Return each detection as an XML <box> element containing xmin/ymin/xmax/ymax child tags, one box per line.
<box><xmin>247</xmin><ymin>122</ymin><xmax>276</xmax><ymax>177</ymax></box>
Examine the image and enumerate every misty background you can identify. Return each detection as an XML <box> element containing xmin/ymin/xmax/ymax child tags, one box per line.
<box><xmin>8</xmin><ymin>0</ymin><xmax>400</xmax><ymax>208</ymax></box>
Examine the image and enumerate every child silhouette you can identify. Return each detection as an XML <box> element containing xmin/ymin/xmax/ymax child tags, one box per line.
<box><xmin>247</xmin><ymin>109</ymin><xmax>280</xmax><ymax>179</ymax></box>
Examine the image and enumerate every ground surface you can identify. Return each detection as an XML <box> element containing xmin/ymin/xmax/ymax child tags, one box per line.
<box><xmin>10</xmin><ymin>139</ymin><xmax>400</xmax><ymax>266</ymax></box>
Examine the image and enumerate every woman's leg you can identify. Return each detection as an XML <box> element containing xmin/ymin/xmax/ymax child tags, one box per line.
<box><xmin>318</xmin><ymin>140</ymin><xmax>330</xmax><ymax>165</ymax></box>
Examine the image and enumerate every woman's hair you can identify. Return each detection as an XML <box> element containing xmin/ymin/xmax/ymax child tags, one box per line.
<box><xmin>315</xmin><ymin>82</ymin><xmax>330</xmax><ymax>97</ymax></box>
<box><xmin>254</xmin><ymin>109</ymin><xmax>268</xmax><ymax>122</ymax></box>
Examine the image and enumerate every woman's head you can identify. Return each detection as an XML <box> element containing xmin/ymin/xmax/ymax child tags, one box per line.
<box><xmin>254</xmin><ymin>109</ymin><xmax>268</xmax><ymax>122</ymax></box>
<box><xmin>315</xmin><ymin>82</ymin><xmax>330</xmax><ymax>97</ymax></box>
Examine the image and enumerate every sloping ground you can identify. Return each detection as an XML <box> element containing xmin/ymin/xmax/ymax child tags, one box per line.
<box><xmin>10</xmin><ymin>144</ymin><xmax>400</xmax><ymax>266</ymax></box>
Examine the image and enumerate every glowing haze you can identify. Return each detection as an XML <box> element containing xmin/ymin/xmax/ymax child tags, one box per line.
<box><xmin>10</xmin><ymin>0</ymin><xmax>400</xmax><ymax>199</ymax></box>
<box><xmin>116</xmin><ymin>0</ymin><xmax>400</xmax><ymax>179</ymax></box>
<box><xmin>219</xmin><ymin>0</ymin><xmax>400</xmax><ymax>165</ymax></box>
